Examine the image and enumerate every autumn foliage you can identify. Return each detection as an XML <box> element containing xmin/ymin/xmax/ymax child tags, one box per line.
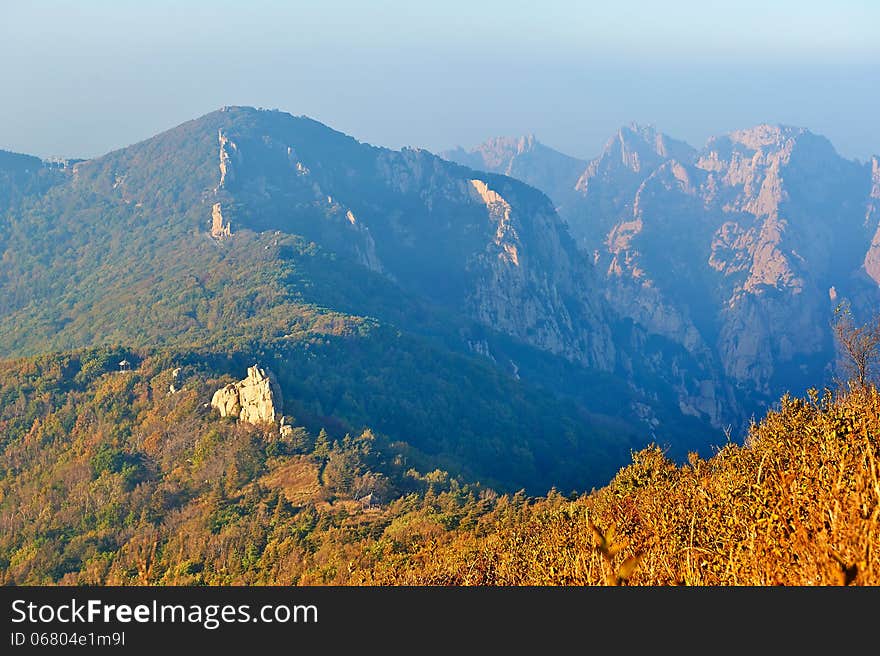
<box><xmin>1</xmin><ymin>349</ymin><xmax>878</xmax><ymax>586</ymax></box>
<box><xmin>365</xmin><ymin>388</ymin><xmax>880</xmax><ymax>585</ymax></box>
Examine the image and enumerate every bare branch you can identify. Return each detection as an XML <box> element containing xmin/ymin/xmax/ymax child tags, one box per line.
<box><xmin>833</xmin><ymin>302</ymin><xmax>880</xmax><ymax>389</ymax></box>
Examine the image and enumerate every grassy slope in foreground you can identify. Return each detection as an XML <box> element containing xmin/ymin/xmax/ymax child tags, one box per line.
<box><xmin>365</xmin><ymin>386</ymin><xmax>880</xmax><ymax>585</ymax></box>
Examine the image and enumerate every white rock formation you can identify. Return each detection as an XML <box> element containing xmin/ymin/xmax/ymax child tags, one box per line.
<box><xmin>211</xmin><ymin>202</ymin><xmax>232</xmax><ymax>239</ymax></box>
<box><xmin>211</xmin><ymin>365</ymin><xmax>282</xmax><ymax>425</ymax></box>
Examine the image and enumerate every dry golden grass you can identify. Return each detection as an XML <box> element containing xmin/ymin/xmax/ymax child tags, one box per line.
<box><xmin>259</xmin><ymin>456</ymin><xmax>322</xmax><ymax>505</ymax></box>
<box><xmin>362</xmin><ymin>387</ymin><xmax>880</xmax><ymax>585</ymax></box>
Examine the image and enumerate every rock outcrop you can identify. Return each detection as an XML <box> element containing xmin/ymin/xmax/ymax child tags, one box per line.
<box><xmin>211</xmin><ymin>365</ymin><xmax>282</xmax><ymax>425</ymax></box>
<box><xmin>217</xmin><ymin>128</ymin><xmax>237</xmax><ymax>190</ymax></box>
<box><xmin>210</xmin><ymin>202</ymin><xmax>232</xmax><ymax>239</ymax></box>
<box><xmin>463</xmin><ymin>174</ymin><xmax>615</xmax><ymax>369</ymax></box>
<box><xmin>211</xmin><ymin>384</ymin><xmax>241</xmax><ymax>417</ymax></box>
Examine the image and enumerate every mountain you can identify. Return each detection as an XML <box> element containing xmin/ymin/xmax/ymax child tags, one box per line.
<box><xmin>568</xmin><ymin>124</ymin><xmax>696</xmax><ymax>248</ymax></box>
<box><xmin>0</xmin><ymin>107</ymin><xmax>717</xmax><ymax>495</ymax></box>
<box><xmin>7</xmin><ymin>107</ymin><xmax>614</xmax><ymax>370</ymax></box>
<box><xmin>441</xmin><ymin>135</ymin><xmax>586</xmax><ymax>215</ymax></box>
<box><xmin>448</xmin><ymin>124</ymin><xmax>880</xmax><ymax>425</ymax></box>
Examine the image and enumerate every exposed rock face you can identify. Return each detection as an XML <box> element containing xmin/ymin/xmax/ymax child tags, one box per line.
<box><xmin>441</xmin><ymin>135</ymin><xmax>587</xmax><ymax>215</ymax></box>
<box><xmin>168</xmin><ymin>367</ymin><xmax>183</xmax><ymax>394</ymax></box>
<box><xmin>462</xmin><ymin>175</ymin><xmax>614</xmax><ymax>367</ymax></box>
<box><xmin>863</xmin><ymin>157</ymin><xmax>880</xmax><ymax>284</ymax></box>
<box><xmin>217</xmin><ymin>129</ymin><xmax>237</xmax><ymax>190</ymax></box>
<box><xmin>211</xmin><ymin>384</ymin><xmax>241</xmax><ymax>418</ymax></box>
<box><xmin>211</xmin><ymin>365</ymin><xmax>282</xmax><ymax>425</ymax></box>
<box><xmin>452</xmin><ymin>123</ymin><xmax>878</xmax><ymax>426</ymax></box>
<box><xmin>200</xmin><ymin>108</ymin><xmax>615</xmax><ymax>371</ymax></box>
<box><xmin>238</xmin><ymin>366</ymin><xmax>282</xmax><ymax>424</ymax></box>
<box><xmin>470</xmin><ymin>179</ymin><xmax>519</xmax><ymax>265</ymax></box>
<box><xmin>210</xmin><ymin>202</ymin><xmax>232</xmax><ymax>238</ymax></box>
<box><xmin>554</xmin><ymin>124</ymin><xmax>876</xmax><ymax>424</ymax></box>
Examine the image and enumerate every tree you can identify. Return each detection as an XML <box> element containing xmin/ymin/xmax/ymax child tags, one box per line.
<box><xmin>833</xmin><ymin>302</ymin><xmax>880</xmax><ymax>388</ymax></box>
<box><xmin>313</xmin><ymin>429</ymin><xmax>331</xmax><ymax>459</ymax></box>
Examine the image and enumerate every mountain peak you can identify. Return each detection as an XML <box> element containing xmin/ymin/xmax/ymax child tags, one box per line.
<box><xmin>727</xmin><ymin>123</ymin><xmax>809</xmax><ymax>149</ymax></box>
<box><xmin>440</xmin><ymin>136</ymin><xmax>587</xmax><ymax>210</ymax></box>
<box><xmin>575</xmin><ymin>125</ymin><xmax>695</xmax><ymax>195</ymax></box>
<box><xmin>443</xmin><ymin>134</ymin><xmax>542</xmax><ymax>170</ymax></box>
<box><xmin>618</xmin><ymin>122</ymin><xmax>660</xmax><ymax>142</ymax></box>
<box><xmin>702</xmin><ymin>123</ymin><xmax>841</xmax><ymax>160</ymax></box>
<box><xmin>607</xmin><ymin>123</ymin><xmax>696</xmax><ymax>165</ymax></box>
<box><xmin>485</xmin><ymin>134</ymin><xmax>538</xmax><ymax>158</ymax></box>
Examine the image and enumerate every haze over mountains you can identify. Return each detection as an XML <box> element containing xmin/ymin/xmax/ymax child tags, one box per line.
<box><xmin>4</xmin><ymin>104</ymin><xmax>880</xmax><ymax>587</ymax></box>
<box><xmin>0</xmin><ymin>107</ymin><xmax>696</xmax><ymax>495</ymax></box>
<box><xmin>1</xmin><ymin>106</ymin><xmax>878</xmax><ymax>495</ymax></box>
<box><xmin>444</xmin><ymin>124</ymin><xmax>880</xmax><ymax>426</ymax></box>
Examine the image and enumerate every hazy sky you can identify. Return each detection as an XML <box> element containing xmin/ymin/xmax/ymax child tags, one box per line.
<box><xmin>2</xmin><ymin>1</ymin><xmax>878</xmax><ymax>161</ymax></box>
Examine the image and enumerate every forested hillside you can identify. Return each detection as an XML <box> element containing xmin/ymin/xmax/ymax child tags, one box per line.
<box><xmin>2</xmin><ymin>346</ymin><xmax>876</xmax><ymax>585</ymax></box>
<box><xmin>0</xmin><ymin>107</ymin><xmax>715</xmax><ymax>496</ymax></box>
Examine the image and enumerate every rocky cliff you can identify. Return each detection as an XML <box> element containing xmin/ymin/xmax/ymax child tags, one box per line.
<box><xmin>211</xmin><ymin>365</ymin><xmax>282</xmax><ymax>425</ymax></box>
<box><xmin>863</xmin><ymin>156</ymin><xmax>880</xmax><ymax>285</ymax></box>
<box><xmin>193</xmin><ymin>108</ymin><xmax>614</xmax><ymax>371</ymax></box>
<box><xmin>477</xmin><ymin>123</ymin><xmax>878</xmax><ymax>424</ymax></box>
<box><xmin>441</xmin><ymin>135</ymin><xmax>587</xmax><ymax>215</ymax></box>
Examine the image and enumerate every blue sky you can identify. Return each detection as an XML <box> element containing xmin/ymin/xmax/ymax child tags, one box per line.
<box><xmin>2</xmin><ymin>1</ymin><xmax>878</xmax><ymax>160</ymax></box>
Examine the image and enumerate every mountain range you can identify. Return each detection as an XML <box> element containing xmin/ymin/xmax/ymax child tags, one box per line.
<box><xmin>0</xmin><ymin>107</ymin><xmax>686</xmax><ymax>495</ymax></box>
<box><xmin>444</xmin><ymin>124</ymin><xmax>880</xmax><ymax>426</ymax></box>
<box><xmin>2</xmin><ymin>106</ymin><xmax>878</xmax><ymax>495</ymax></box>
